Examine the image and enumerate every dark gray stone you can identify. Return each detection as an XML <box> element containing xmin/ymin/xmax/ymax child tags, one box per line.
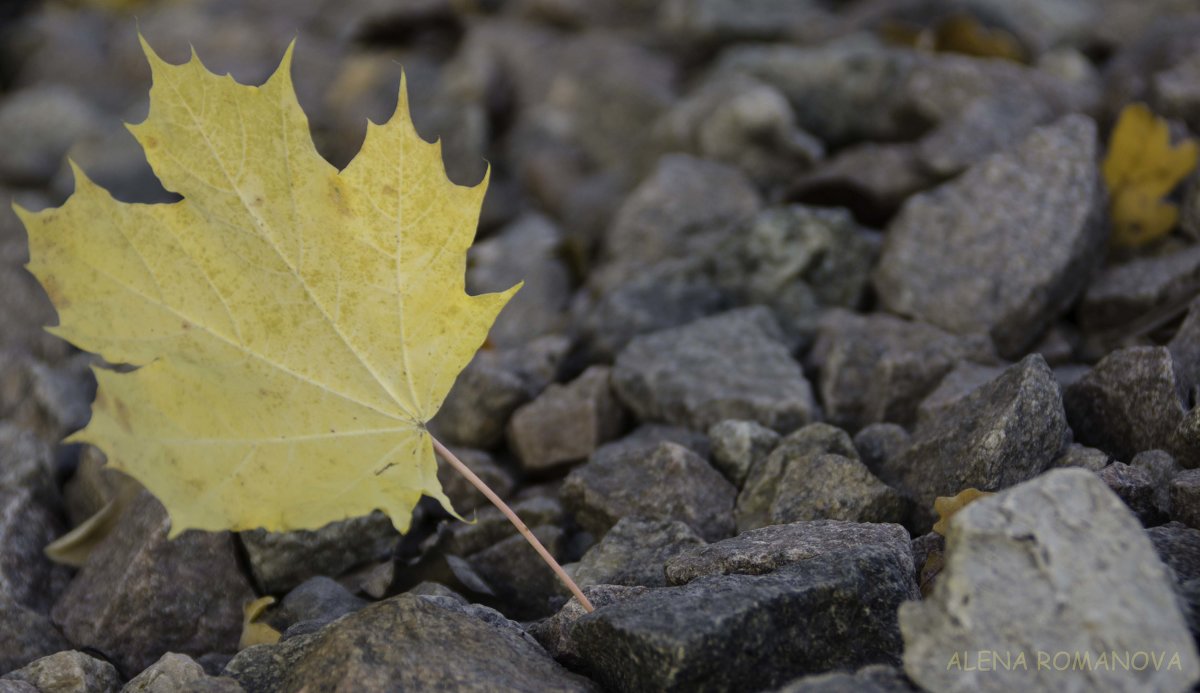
<box><xmin>708</xmin><ymin>419</ymin><xmax>780</xmax><ymax>489</ymax></box>
<box><xmin>432</xmin><ymin>336</ymin><xmax>569</xmax><ymax>449</ymax></box>
<box><xmin>894</xmin><ymin>355</ymin><xmax>1070</xmax><ymax>524</ymax></box>
<box><xmin>1147</xmin><ymin>522</ymin><xmax>1200</xmax><ymax>640</ymax></box>
<box><xmin>436</xmin><ymin>446</ymin><xmax>515</xmax><ymax>514</ymax></box>
<box><xmin>562</xmin><ymin>442</ymin><xmax>735</xmax><ymax>542</ymax></box>
<box><xmin>272</xmin><ymin>577</ymin><xmax>367</xmax><ymax>635</ymax></box>
<box><xmin>1</xmin><ymin>651</ymin><xmax>119</xmax><ymax>693</ymax></box>
<box><xmin>915</xmin><ymin>362</ymin><xmax>1007</xmax><ymax>426</ymax></box>
<box><xmin>1173</xmin><ymin>470</ymin><xmax>1200</xmax><ymax>529</ymax></box>
<box><xmin>568</xmin><ymin>541</ymin><xmax>917</xmax><ymax>692</ymax></box>
<box><xmin>122</xmin><ymin>652</ymin><xmax>215</xmax><ymax>692</ymax></box>
<box><xmin>664</xmin><ymin>520</ymin><xmax>913</xmax><ymax>585</ymax></box>
<box><xmin>1064</xmin><ymin>346</ymin><xmax>1186</xmax><ymax>460</ymax></box>
<box><xmin>612</xmin><ymin>307</ymin><xmax>818</xmax><ymax>433</ymax></box>
<box><xmin>1174</xmin><ymin>406</ymin><xmax>1200</xmax><ymax>469</ymax></box>
<box><xmin>772</xmin><ymin>664</ymin><xmax>918</xmax><ymax>693</ymax></box>
<box><xmin>234</xmin><ymin>595</ymin><xmax>597</xmax><ymax>692</ymax></box>
<box><xmin>657</xmin><ymin>0</ymin><xmax>838</xmax><ymax>47</ymax></box>
<box><xmin>901</xmin><ymin>469</ymin><xmax>1200</xmax><ymax>693</ymax></box>
<box><xmin>0</xmin><ymin>425</ymin><xmax>69</xmax><ymax>613</ymax></box>
<box><xmin>1132</xmin><ymin>449</ymin><xmax>1184</xmax><ymax>514</ymax></box>
<box><xmin>241</xmin><ymin>511</ymin><xmax>398</xmax><ymax>594</ymax></box>
<box><xmin>915</xmin><ymin>93</ymin><xmax>1055</xmax><ymax>179</ymax></box>
<box><xmin>789</xmin><ymin>143</ymin><xmax>934</xmax><ymax>226</ymax></box>
<box><xmin>528</xmin><ymin>584</ymin><xmax>651</xmax><ymax>667</ymax></box>
<box><xmin>467</xmin><ymin>214</ymin><xmax>570</xmax><ymax>348</ymax></box>
<box><xmin>50</xmin><ymin>492</ymin><xmax>253</xmax><ymax>674</ymax></box>
<box><xmin>507</xmin><ymin>366</ymin><xmax>626</xmax><ymax>473</ymax></box>
<box><xmin>467</xmin><ymin>525</ymin><xmax>566</xmax><ymax>619</ymax></box>
<box><xmin>571</xmin><ymin>518</ymin><xmax>706</xmax><ymax>588</ymax></box>
<box><xmin>1051</xmin><ymin>443</ymin><xmax>1111</xmax><ymax>472</ymax></box>
<box><xmin>1169</xmin><ymin>296</ymin><xmax>1200</xmax><ymax>404</ymax></box>
<box><xmin>0</xmin><ymin>86</ymin><xmax>101</xmax><ymax>186</ymax></box>
<box><xmin>589</xmin><ymin>424</ymin><xmax>711</xmax><ymax>466</ymax></box>
<box><xmin>809</xmin><ymin>310</ymin><xmax>996</xmax><ymax>432</ymax></box>
<box><xmin>1097</xmin><ymin>462</ymin><xmax>1164</xmax><ymax>526</ymax></box>
<box><xmin>770</xmin><ymin>453</ymin><xmax>910</xmax><ymax>526</ymax></box>
<box><xmin>0</xmin><ymin>598</ymin><xmax>70</xmax><ymax>676</ymax></box>
<box><xmin>853</xmin><ymin>423</ymin><xmax>912</xmax><ymax>488</ymax></box>
<box><xmin>737</xmin><ymin>423</ymin><xmax>858</xmax><ymax>532</ymax></box>
<box><xmin>875</xmin><ymin>115</ymin><xmax>1106</xmax><ymax>358</ymax></box>
<box><xmin>1079</xmin><ymin>245</ymin><xmax>1200</xmax><ymax>336</ymax></box>
<box><xmin>437</xmin><ymin>496</ymin><xmax>564</xmax><ymax>558</ymax></box>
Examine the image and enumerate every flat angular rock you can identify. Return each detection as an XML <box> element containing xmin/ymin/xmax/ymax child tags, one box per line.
<box><xmin>901</xmin><ymin>469</ymin><xmax>1200</xmax><ymax>693</ymax></box>
<box><xmin>1</xmin><ymin>651</ymin><xmax>119</xmax><ymax>693</ymax></box>
<box><xmin>571</xmin><ymin>518</ymin><xmax>706</xmax><ymax>588</ymax></box>
<box><xmin>562</xmin><ymin>442</ymin><xmax>736</xmax><ymax>541</ymax></box>
<box><xmin>507</xmin><ymin>366</ymin><xmax>627</xmax><ymax>473</ymax></box>
<box><xmin>874</xmin><ymin>115</ymin><xmax>1106</xmax><ymax>357</ymax></box>
<box><xmin>708</xmin><ymin>419</ymin><xmax>780</xmax><ymax>488</ymax></box>
<box><xmin>529</xmin><ymin>585</ymin><xmax>650</xmax><ymax>667</ymax></box>
<box><xmin>612</xmin><ymin>307</ymin><xmax>817</xmax><ymax>433</ymax></box>
<box><xmin>122</xmin><ymin>653</ymin><xmax>210</xmax><ymax>692</ymax></box>
<box><xmin>1096</xmin><ymin>462</ymin><xmax>1163</xmax><ymax>525</ymax></box>
<box><xmin>51</xmin><ymin>492</ymin><xmax>253</xmax><ymax>674</ymax></box>
<box><xmin>1064</xmin><ymin>346</ymin><xmax>1186</xmax><ymax>460</ymax></box>
<box><xmin>1146</xmin><ymin>522</ymin><xmax>1200</xmax><ymax>639</ymax></box>
<box><xmin>893</xmin><ymin>355</ymin><xmax>1069</xmax><ymax>521</ymax></box>
<box><xmin>1172</xmin><ymin>470</ymin><xmax>1200</xmax><ymax>529</ymax></box>
<box><xmin>467</xmin><ymin>525</ymin><xmax>566</xmax><ymax>619</ymax></box>
<box><xmin>272</xmin><ymin>577</ymin><xmax>367</xmax><ymax>636</ymax></box>
<box><xmin>809</xmin><ymin>310</ymin><xmax>995</xmax><ymax>432</ymax></box>
<box><xmin>568</xmin><ymin>540</ymin><xmax>917</xmax><ymax>692</ymax></box>
<box><xmin>769</xmin><ymin>453</ymin><xmax>910</xmax><ymax>526</ymax></box>
<box><xmin>1079</xmin><ymin>245</ymin><xmax>1200</xmax><ymax>335</ymax></box>
<box><xmin>1051</xmin><ymin>443</ymin><xmax>1111</xmax><ymax>472</ymax></box>
<box><xmin>241</xmin><ymin>511</ymin><xmax>398</xmax><ymax>595</ymax></box>
<box><xmin>230</xmin><ymin>595</ymin><xmax>596</xmax><ymax>692</ymax></box>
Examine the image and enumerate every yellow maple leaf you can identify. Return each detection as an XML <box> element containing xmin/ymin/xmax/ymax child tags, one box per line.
<box><xmin>1102</xmin><ymin>103</ymin><xmax>1198</xmax><ymax>247</ymax></box>
<box><xmin>931</xmin><ymin>488</ymin><xmax>994</xmax><ymax>536</ymax></box>
<box><xmin>16</xmin><ymin>37</ymin><xmax>518</xmax><ymax>537</ymax></box>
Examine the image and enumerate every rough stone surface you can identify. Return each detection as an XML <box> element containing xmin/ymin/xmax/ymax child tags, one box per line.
<box><xmin>853</xmin><ymin>423</ymin><xmax>912</xmax><ymax>488</ymax></box>
<box><xmin>1169</xmin><ymin>296</ymin><xmax>1200</xmax><ymax>404</ymax></box>
<box><xmin>737</xmin><ymin>423</ymin><xmax>858</xmax><ymax>532</ymax></box>
<box><xmin>1079</xmin><ymin>245</ymin><xmax>1200</xmax><ymax>336</ymax></box>
<box><xmin>467</xmin><ymin>524</ymin><xmax>566</xmax><ymax>619</ymax></box>
<box><xmin>707</xmin><ymin>419</ymin><xmax>780</xmax><ymax>489</ymax></box>
<box><xmin>1052</xmin><ymin>443</ymin><xmax>1111</xmax><ymax>471</ymax></box>
<box><xmin>901</xmin><ymin>469</ymin><xmax>1200</xmax><ymax>693</ymax></box>
<box><xmin>1096</xmin><ymin>462</ymin><xmax>1164</xmax><ymax>525</ymax></box>
<box><xmin>915</xmin><ymin>361</ymin><xmax>1007</xmax><ymax>426</ymax></box>
<box><xmin>507</xmin><ymin>366</ymin><xmax>627</xmax><ymax>472</ymax></box>
<box><xmin>893</xmin><ymin>355</ymin><xmax>1070</xmax><ymax>523</ymax></box>
<box><xmin>0</xmin><ymin>599</ymin><xmax>70</xmax><ymax>676</ymax></box>
<box><xmin>562</xmin><ymin>442</ymin><xmax>736</xmax><ymax>541</ymax></box>
<box><xmin>1173</xmin><ymin>470</ymin><xmax>1200</xmax><ymax>529</ymax></box>
<box><xmin>569</xmin><ymin>539</ymin><xmax>917</xmax><ymax>692</ymax></box>
<box><xmin>436</xmin><ymin>446</ymin><xmax>516</xmax><ymax>513</ymax></box>
<box><xmin>1</xmin><ymin>651</ymin><xmax>119</xmax><ymax>693</ymax></box>
<box><xmin>1147</xmin><ymin>522</ymin><xmax>1200</xmax><ymax>639</ymax></box>
<box><xmin>591</xmin><ymin>423</ymin><xmax>711</xmax><ymax>463</ymax></box>
<box><xmin>1131</xmin><ymin>449</ymin><xmax>1183</xmax><ymax>514</ymax></box>
<box><xmin>570</xmin><ymin>517</ymin><xmax>707</xmax><ymax>588</ymax></box>
<box><xmin>229</xmin><ymin>595</ymin><xmax>596</xmax><ymax>692</ymax></box>
<box><xmin>874</xmin><ymin>115</ymin><xmax>1106</xmax><ymax>358</ymax></box>
<box><xmin>1174</xmin><ymin>406</ymin><xmax>1200</xmax><ymax>470</ymax></box>
<box><xmin>272</xmin><ymin>577</ymin><xmax>367</xmax><ymax>636</ymax></box>
<box><xmin>241</xmin><ymin>511</ymin><xmax>398</xmax><ymax>594</ymax></box>
<box><xmin>809</xmin><ymin>310</ymin><xmax>996</xmax><ymax>432</ymax></box>
<box><xmin>121</xmin><ymin>652</ymin><xmax>209</xmax><ymax>692</ymax></box>
<box><xmin>769</xmin><ymin>453</ymin><xmax>910</xmax><ymax>526</ymax></box>
<box><xmin>51</xmin><ymin>492</ymin><xmax>254</xmax><ymax>674</ymax></box>
<box><xmin>664</xmin><ymin>520</ymin><xmax>913</xmax><ymax>586</ymax></box>
<box><xmin>1064</xmin><ymin>346</ymin><xmax>1187</xmax><ymax>460</ymax></box>
<box><xmin>528</xmin><ymin>584</ymin><xmax>650</xmax><ymax>667</ymax></box>
<box><xmin>0</xmin><ymin>86</ymin><xmax>101</xmax><ymax>186</ymax></box>
<box><xmin>0</xmin><ymin>424</ymin><xmax>69</xmax><ymax>613</ymax></box>
<box><xmin>773</xmin><ymin>665</ymin><xmax>918</xmax><ymax>693</ymax></box>
<box><xmin>612</xmin><ymin>307</ymin><xmax>818</xmax><ymax>433</ymax></box>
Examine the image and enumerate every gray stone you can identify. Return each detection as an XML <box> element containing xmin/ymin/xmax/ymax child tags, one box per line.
<box><xmin>0</xmin><ymin>86</ymin><xmax>102</xmax><ymax>186</ymax></box>
<box><xmin>562</xmin><ymin>442</ymin><xmax>736</xmax><ymax>542</ymax></box>
<box><xmin>901</xmin><ymin>469</ymin><xmax>1200</xmax><ymax>693</ymax></box>
<box><xmin>915</xmin><ymin>362</ymin><xmax>1007</xmax><ymax>426</ymax></box>
<box><xmin>568</xmin><ymin>540</ymin><xmax>917</xmax><ymax>692</ymax></box>
<box><xmin>0</xmin><ymin>598</ymin><xmax>70</xmax><ymax>676</ymax></box>
<box><xmin>230</xmin><ymin>594</ymin><xmax>597</xmax><ymax>692</ymax></box>
<box><xmin>915</xmin><ymin>94</ymin><xmax>1055</xmax><ymax>179</ymax></box>
<box><xmin>664</xmin><ymin>520</ymin><xmax>913</xmax><ymax>586</ymax></box>
<box><xmin>894</xmin><ymin>355</ymin><xmax>1070</xmax><ymax>524</ymax></box>
<box><xmin>507</xmin><ymin>366</ymin><xmax>626</xmax><ymax>473</ymax></box>
<box><xmin>853</xmin><ymin>423</ymin><xmax>912</xmax><ymax>488</ymax></box>
<box><xmin>770</xmin><ymin>453</ymin><xmax>910</xmax><ymax>526</ymax></box>
<box><xmin>773</xmin><ymin>665</ymin><xmax>918</xmax><ymax>693</ymax></box>
<box><xmin>1147</xmin><ymin>522</ymin><xmax>1200</xmax><ymax>639</ymax></box>
<box><xmin>657</xmin><ymin>0</ymin><xmax>838</xmax><ymax>47</ymax></box>
<box><xmin>1132</xmin><ymin>450</ymin><xmax>1184</xmax><ymax>514</ymax></box>
<box><xmin>432</xmin><ymin>335</ymin><xmax>569</xmax><ymax>449</ymax></box>
<box><xmin>589</xmin><ymin>424</ymin><xmax>711</xmax><ymax>466</ymax></box>
<box><xmin>51</xmin><ymin>492</ymin><xmax>253</xmax><ymax>674</ymax></box>
<box><xmin>1155</xmin><ymin>50</ymin><xmax>1200</xmax><ymax>138</ymax></box>
<box><xmin>571</xmin><ymin>518</ymin><xmax>707</xmax><ymax>588</ymax></box>
<box><xmin>241</xmin><ymin>511</ymin><xmax>398</xmax><ymax>595</ymax></box>
<box><xmin>612</xmin><ymin>307</ymin><xmax>818</xmax><ymax>433</ymax></box>
<box><xmin>653</xmin><ymin>74</ymin><xmax>823</xmax><ymax>188</ymax></box>
<box><xmin>1168</xmin><ymin>296</ymin><xmax>1200</xmax><ymax>404</ymax></box>
<box><xmin>436</xmin><ymin>446</ymin><xmax>515</xmax><ymax>514</ymax></box>
<box><xmin>2</xmin><ymin>651</ymin><xmax>119</xmax><ymax>693</ymax></box>
<box><xmin>528</xmin><ymin>584</ymin><xmax>651</xmax><ymax>667</ymax></box>
<box><xmin>121</xmin><ymin>653</ymin><xmax>208</xmax><ymax>692</ymax></box>
<box><xmin>467</xmin><ymin>524</ymin><xmax>566</xmax><ymax>619</ymax></box>
<box><xmin>789</xmin><ymin>143</ymin><xmax>934</xmax><ymax>227</ymax></box>
<box><xmin>1174</xmin><ymin>406</ymin><xmax>1200</xmax><ymax>469</ymax></box>
<box><xmin>809</xmin><ymin>310</ymin><xmax>996</xmax><ymax>432</ymax></box>
<box><xmin>875</xmin><ymin>115</ymin><xmax>1106</xmax><ymax>358</ymax></box>
<box><xmin>1172</xmin><ymin>470</ymin><xmax>1200</xmax><ymax>529</ymax></box>
<box><xmin>708</xmin><ymin>419</ymin><xmax>780</xmax><ymax>489</ymax></box>
<box><xmin>436</xmin><ymin>496</ymin><xmax>564</xmax><ymax>558</ymax></box>
<box><xmin>1079</xmin><ymin>245</ymin><xmax>1200</xmax><ymax>336</ymax></box>
<box><xmin>1097</xmin><ymin>462</ymin><xmax>1164</xmax><ymax>526</ymax></box>
<box><xmin>467</xmin><ymin>214</ymin><xmax>570</xmax><ymax>348</ymax></box>
<box><xmin>597</xmin><ymin>154</ymin><xmax>760</xmax><ymax>288</ymax></box>
<box><xmin>736</xmin><ymin>423</ymin><xmax>859</xmax><ymax>532</ymax></box>
<box><xmin>1052</xmin><ymin>444</ymin><xmax>1111</xmax><ymax>472</ymax></box>
<box><xmin>0</xmin><ymin>425</ymin><xmax>70</xmax><ymax>613</ymax></box>
<box><xmin>0</xmin><ymin>680</ymin><xmax>37</xmax><ymax>692</ymax></box>
<box><xmin>272</xmin><ymin>577</ymin><xmax>367</xmax><ymax>635</ymax></box>
<box><xmin>1064</xmin><ymin>346</ymin><xmax>1186</xmax><ymax>460</ymax></box>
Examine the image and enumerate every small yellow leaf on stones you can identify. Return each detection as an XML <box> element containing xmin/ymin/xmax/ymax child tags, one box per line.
<box><xmin>932</xmin><ymin>488</ymin><xmax>994</xmax><ymax>536</ymax></box>
<box><xmin>240</xmin><ymin>596</ymin><xmax>281</xmax><ymax>649</ymax></box>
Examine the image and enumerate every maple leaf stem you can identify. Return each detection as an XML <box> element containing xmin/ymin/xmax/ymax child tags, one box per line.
<box><xmin>431</xmin><ymin>435</ymin><xmax>595</xmax><ymax>613</ymax></box>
